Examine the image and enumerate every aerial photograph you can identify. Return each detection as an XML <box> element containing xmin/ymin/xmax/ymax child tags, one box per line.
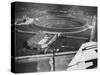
<box><xmin>11</xmin><ymin>2</ymin><xmax>97</xmax><ymax>73</ymax></box>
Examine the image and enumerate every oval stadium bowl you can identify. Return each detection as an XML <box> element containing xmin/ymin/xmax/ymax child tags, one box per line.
<box><xmin>31</xmin><ymin>11</ymin><xmax>89</xmax><ymax>33</ymax></box>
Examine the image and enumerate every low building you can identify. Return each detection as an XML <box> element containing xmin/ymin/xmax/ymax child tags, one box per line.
<box><xmin>27</xmin><ymin>32</ymin><xmax>58</xmax><ymax>51</ymax></box>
